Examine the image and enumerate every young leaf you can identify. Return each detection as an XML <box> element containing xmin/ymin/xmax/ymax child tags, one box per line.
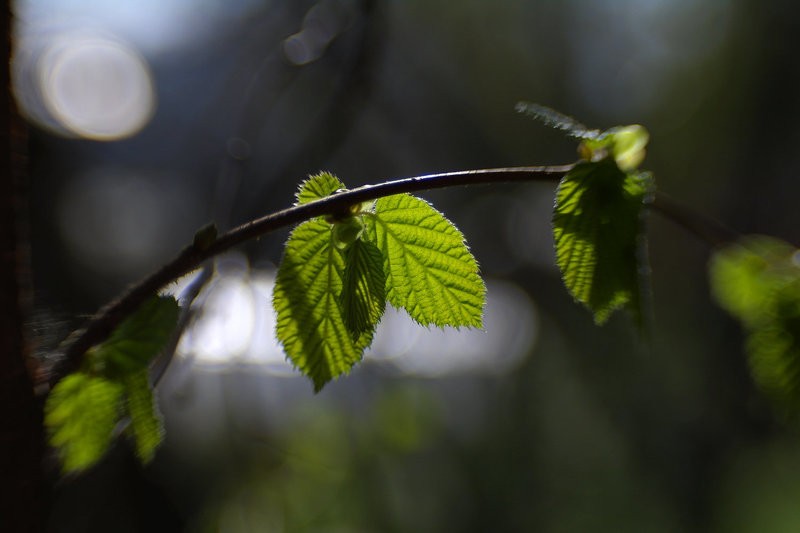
<box><xmin>89</xmin><ymin>295</ymin><xmax>179</xmax><ymax>377</ymax></box>
<box><xmin>710</xmin><ymin>236</ymin><xmax>800</xmax><ymax>420</ymax></box>
<box><xmin>273</xmin><ymin>218</ymin><xmax>374</xmax><ymax>391</ymax></box>
<box><xmin>516</xmin><ymin>102</ymin><xmax>601</xmax><ymax>140</ymax></box>
<box><xmin>45</xmin><ymin>373</ymin><xmax>124</xmax><ymax>473</ymax></box>
<box><xmin>332</xmin><ymin>216</ymin><xmax>365</xmax><ymax>250</ymax></box>
<box><xmin>123</xmin><ymin>370</ymin><xmax>164</xmax><ymax>463</ymax></box>
<box><xmin>296</xmin><ymin>171</ymin><xmax>345</xmax><ymax>205</ymax></box>
<box><xmin>577</xmin><ymin>125</ymin><xmax>649</xmax><ymax>168</ymax></box>
<box><xmin>607</xmin><ymin>125</ymin><xmax>649</xmax><ymax>171</ymax></box>
<box><xmin>373</xmin><ymin>194</ymin><xmax>485</xmax><ymax>328</ymax></box>
<box><xmin>340</xmin><ymin>236</ymin><xmax>387</xmax><ymax>338</ymax></box>
<box><xmin>519</xmin><ymin>103</ymin><xmax>649</xmax><ymax>173</ymax></box>
<box><xmin>552</xmin><ymin>159</ymin><xmax>653</xmax><ymax>325</ymax></box>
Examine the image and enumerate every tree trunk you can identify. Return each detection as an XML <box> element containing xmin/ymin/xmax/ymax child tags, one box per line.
<box><xmin>0</xmin><ymin>1</ymin><xmax>46</xmax><ymax>530</ymax></box>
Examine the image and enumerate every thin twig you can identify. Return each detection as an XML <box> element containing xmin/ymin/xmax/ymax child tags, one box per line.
<box><xmin>650</xmin><ymin>192</ymin><xmax>740</xmax><ymax>247</ymax></box>
<box><xmin>47</xmin><ymin>163</ymin><xmax>740</xmax><ymax>389</ymax></box>
<box><xmin>48</xmin><ymin>165</ymin><xmax>572</xmax><ymax>387</ymax></box>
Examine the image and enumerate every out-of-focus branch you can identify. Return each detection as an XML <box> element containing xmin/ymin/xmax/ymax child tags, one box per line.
<box><xmin>650</xmin><ymin>192</ymin><xmax>740</xmax><ymax>247</ymax></box>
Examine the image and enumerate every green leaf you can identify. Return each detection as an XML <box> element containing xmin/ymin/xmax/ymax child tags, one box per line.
<box><xmin>373</xmin><ymin>194</ymin><xmax>485</xmax><ymax>328</ymax></box>
<box><xmin>45</xmin><ymin>296</ymin><xmax>176</xmax><ymax>472</ymax></box>
<box><xmin>552</xmin><ymin>159</ymin><xmax>653</xmax><ymax>325</ymax></box>
<box><xmin>340</xmin><ymin>236</ymin><xmax>386</xmax><ymax>338</ymax></box>
<box><xmin>45</xmin><ymin>373</ymin><xmax>124</xmax><ymax>473</ymax></box>
<box><xmin>608</xmin><ymin>125</ymin><xmax>649</xmax><ymax>171</ymax></box>
<box><xmin>710</xmin><ymin>236</ymin><xmax>800</xmax><ymax>419</ymax></box>
<box><xmin>710</xmin><ymin>237</ymin><xmax>796</xmax><ymax>327</ymax></box>
<box><xmin>274</xmin><ymin>218</ymin><xmax>374</xmax><ymax>391</ymax></box>
<box><xmin>89</xmin><ymin>295</ymin><xmax>179</xmax><ymax>377</ymax></box>
<box><xmin>518</xmin><ymin>103</ymin><xmax>649</xmax><ymax>171</ymax></box>
<box><xmin>296</xmin><ymin>171</ymin><xmax>345</xmax><ymax>205</ymax></box>
<box><xmin>123</xmin><ymin>370</ymin><xmax>164</xmax><ymax>463</ymax></box>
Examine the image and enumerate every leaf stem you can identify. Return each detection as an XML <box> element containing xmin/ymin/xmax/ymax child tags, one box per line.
<box><xmin>47</xmin><ymin>163</ymin><xmax>736</xmax><ymax>388</ymax></box>
<box><xmin>649</xmin><ymin>192</ymin><xmax>740</xmax><ymax>247</ymax></box>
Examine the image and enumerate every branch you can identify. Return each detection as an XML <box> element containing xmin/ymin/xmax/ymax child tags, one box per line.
<box><xmin>48</xmin><ymin>164</ymin><xmax>573</xmax><ymax>387</ymax></box>
<box><xmin>650</xmin><ymin>192</ymin><xmax>740</xmax><ymax>247</ymax></box>
<box><xmin>47</xmin><ymin>163</ymin><xmax>740</xmax><ymax>388</ymax></box>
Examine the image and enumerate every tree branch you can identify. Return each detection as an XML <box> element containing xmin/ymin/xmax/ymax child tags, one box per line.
<box><xmin>49</xmin><ymin>165</ymin><xmax>572</xmax><ymax>387</ymax></box>
<box><xmin>48</xmin><ymin>163</ymin><xmax>739</xmax><ymax>388</ymax></box>
<box><xmin>649</xmin><ymin>192</ymin><xmax>740</xmax><ymax>247</ymax></box>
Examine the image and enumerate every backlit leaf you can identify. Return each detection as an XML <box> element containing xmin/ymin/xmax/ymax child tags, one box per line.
<box><xmin>124</xmin><ymin>370</ymin><xmax>164</xmax><ymax>463</ymax></box>
<box><xmin>296</xmin><ymin>171</ymin><xmax>345</xmax><ymax>205</ymax></box>
<box><xmin>274</xmin><ymin>218</ymin><xmax>374</xmax><ymax>391</ymax></box>
<box><xmin>340</xmin><ymin>235</ymin><xmax>386</xmax><ymax>338</ymax></box>
<box><xmin>45</xmin><ymin>373</ymin><xmax>124</xmax><ymax>473</ymax></box>
<box><xmin>552</xmin><ymin>159</ymin><xmax>653</xmax><ymax>325</ymax></box>
<box><xmin>519</xmin><ymin>103</ymin><xmax>649</xmax><ymax>172</ymax></box>
<box><xmin>608</xmin><ymin>125</ymin><xmax>649</xmax><ymax>171</ymax></box>
<box><xmin>332</xmin><ymin>216</ymin><xmax>365</xmax><ymax>250</ymax></box>
<box><xmin>373</xmin><ymin>194</ymin><xmax>485</xmax><ymax>328</ymax></box>
<box><xmin>89</xmin><ymin>295</ymin><xmax>179</xmax><ymax>377</ymax></box>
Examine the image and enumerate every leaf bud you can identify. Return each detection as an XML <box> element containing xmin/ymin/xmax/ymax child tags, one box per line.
<box><xmin>332</xmin><ymin>216</ymin><xmax>365</xmax><ymax>250</ymax></box>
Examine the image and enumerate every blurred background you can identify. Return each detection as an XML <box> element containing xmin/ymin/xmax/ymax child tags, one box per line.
<box><xmin>14</xmin><ymin>0</ymin><xmax>800</xmax><ymax>531</ymax></box>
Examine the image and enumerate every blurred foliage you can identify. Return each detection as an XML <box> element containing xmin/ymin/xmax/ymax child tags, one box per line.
<box><xmin>710</xmin><ymin>236</ymin><xmax>800</xmax><ymax>421</ymax></box>
<box><xmin>46</xmin><ymin>296</ymin><xmax>177</xmax><ymax>472</ymax></box>
<box><xmin>712</xmin><ymin>441</ymin><xmax>800</xmax><ymax>533</ymax></box>
<box><xmin>124</xmin><ymin>370</ymin><xmax>164</xmax><ymax>463</ymax></box>
<box><xmin>45</xmin><ymin>373</ymin><xmax>124</xmax><ymax>473</ymax></box>
<box><xmin>87</xmin><ymin>296</ymin><xmax>179</xmax><ymax>378</ymax></box>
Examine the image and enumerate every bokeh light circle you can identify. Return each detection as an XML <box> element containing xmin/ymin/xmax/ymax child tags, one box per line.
<box><xmin>36</xmin><ymin>33</ymin><xmax>155</xmax><ymax>140</ymax></box>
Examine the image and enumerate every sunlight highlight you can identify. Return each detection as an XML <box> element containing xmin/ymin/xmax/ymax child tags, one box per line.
<box><xmin>176</xmin><ymin>256</ymin><xmax>296</xmax><ymax>376</ymax></box>
<box><xmin>179</xmin><ymin>261</ymin><xmax>537</xmax><ymax>381</ymax></box>
<box><xmin>369</xmin><ymin>280</ymin><xmax>538</xmax><ymax>377</ymax></box>
<box><xmin>38</xmin><ymin>33</ymin><xmax>155</xmax><ymax>140</ymax></box>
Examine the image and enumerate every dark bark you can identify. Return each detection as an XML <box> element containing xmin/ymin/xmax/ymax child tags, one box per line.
<box><xmin>0</xmin><ymin>1</ymin><xmax>46</xmax><ymax>530</ymax></box>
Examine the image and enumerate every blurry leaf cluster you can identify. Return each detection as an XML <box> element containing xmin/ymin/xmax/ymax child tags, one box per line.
<box><xmin>710</xmin><ymin>236</ymin><xmax>800</xmax><ymax>420</ymax></box>
<box><xmin>45</xmin><ymin>296</ymin><xmax>179</xmax><ymax>472</ymax></box>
